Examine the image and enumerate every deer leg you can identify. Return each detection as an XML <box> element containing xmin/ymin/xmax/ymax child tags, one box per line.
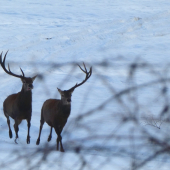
<box><xmin>59</xmin><ymin>136</ymin><xmax>65</xmax><ymax>152</ymax></box>
<box><xmin>14</xmin><ymin>119</ymin><xmax>21</xmax><ymax>144</ymax></box>
<box><xmin>36</xmin><ymin>119</ymin><xmax>44</xmax><ymax>145</ymax></box>
<box><xmin>54</xmin><ymin>126</ymin><xmax>64</xmax><ymax>152</ymax></box>
<box><xmin>57</xmin><ymin>137</ymin><xmax>60</xmax><ymax>151</ymax></box>
<box><xmin>48</xmin><ymin>127</ymin><xmax>53</xmax><ymax>142</ymax></box>
<box><xmin>57</xmin><ymin>136</ymin><xmax>65</xmax><ymax>152</ymax></box>
<box><xmin>5</xmin><ymin>114</ymin><xmax>12</xmax><ymax>138</ymax></box>
<box><xmin>26</xmin><ymin>119</ymin><xmax>31</xmax><ymax>144</ymax></box>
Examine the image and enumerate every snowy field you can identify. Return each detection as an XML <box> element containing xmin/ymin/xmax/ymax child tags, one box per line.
<box><xmin>0</xmin><ymin>0</ymin><xmax>170</xmax><ymax>169</ymax></box>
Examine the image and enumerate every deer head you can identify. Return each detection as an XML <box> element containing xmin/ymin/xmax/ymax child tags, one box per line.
<box><xmin>0</xmin><ymin>51</ymin><xmax>37</xmax><ymax>92</ymax></box>
<box><xmin>57</xmin><ymin>63</ymin><xmax>92</xmax><ymax>105</ymax></box>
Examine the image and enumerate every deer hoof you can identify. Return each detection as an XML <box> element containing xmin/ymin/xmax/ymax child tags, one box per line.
<box><xmin>15</xmin><ymin>138</ymin><xmax>18</xmax><ymax>144</ymax></box>
<box><xmin>60</xmin><ymin>148</ymin><xmax>65</xmax><ymax>152</ymax></box>
<box><xmin>36</xmin><ymin>139</ymin><xmax>40</xmax><ymax>145</ymax></box>
<box><xmin>48</xmin><ymin>136</ymin><xmax>51</xmax><ymax>142</ymax></box>
<box><xmin>27</xmin><ymin>136</ymin><xmax>30</xmax><ymax>144</ymax></box>
<box><xmin>9</xmin><ymin>130</ymin><xmax>12</xmax><ymax>138</ymax></box>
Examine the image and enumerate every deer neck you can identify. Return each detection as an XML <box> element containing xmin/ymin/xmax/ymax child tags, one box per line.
<box><xmin>61</xmin><ymin>101</ymin><xmax>71</xmax><ymax>115</ymax></box>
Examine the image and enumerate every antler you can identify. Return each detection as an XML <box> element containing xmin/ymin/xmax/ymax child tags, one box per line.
<box><xmin>0</xmin><ymin>51</ymin><xmax>25</xmax><ymax>78</ymax></box>
<box><xmin>69</xmin><ymin>63</ymin><xmax>92</xmax><ymax>91</ymax></box>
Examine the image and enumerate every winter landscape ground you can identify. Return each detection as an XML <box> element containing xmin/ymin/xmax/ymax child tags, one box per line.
<box><xmin>0</xmin><ymin>0</ymin><xmax>170</xmax><ymax>170</ymax></box>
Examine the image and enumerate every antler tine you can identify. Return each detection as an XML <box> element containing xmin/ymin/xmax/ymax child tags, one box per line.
<box><xmin>89</xmin><ymin>66</ymin><xmax>92</xmax><ymax>77</ymax></box>
<box><xmin>0</xmin><ymin>51</ymin><xmax>10</xmax><ymax>74</ymax></box>
<box><xmin>20</xmin><ymin>68</ymin><xmax>25</xmax><ymax>77</ymax></box>
<box><xmin>8</xmin><ymin>63</ymin><xmax>11</xmax><ymax>72</ymax></box>
<box><xmin>0</xmin><ymin>51</ymin><xmax>24</xmax><ymax>79</ymax></box>
<box><xmin>2</xmin><ymin>50</ymin><xmax>8</xmax><ymax>65</ymax></box>
<box><xmin>77</xmin><ymin>63</ymin><xmax>86</xmax><ymax>73</ymax></box>
<box><xmin>83</xmin><ymin>62</ymin><xmax>87</xmax><ymax>72</ymax></box>
<box><xmin>0</xmin><ymin>52</ymin><xmax>3</xmax><ymax>64</ymax></box>
<box><xmin>69</xmin><ymin>63</ymin><xmax>92</xmax><ymax>91</ymax></box>
<box><xmin>77</xmin><ymin>62</ymin><xmax>90</xmax><ymax>74</ymax></box>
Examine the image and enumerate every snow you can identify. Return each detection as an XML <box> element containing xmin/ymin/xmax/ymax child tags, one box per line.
<box><xmin>0</xmin><ymin>0</ymin><xmax>170</xmax><ymax>169</ymax></box>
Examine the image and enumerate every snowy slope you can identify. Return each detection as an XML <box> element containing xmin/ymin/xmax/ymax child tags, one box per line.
<box><xmin>0</xmin><ymin>0</ymin><xmax>170</xmax><ymax>169</ymax></box>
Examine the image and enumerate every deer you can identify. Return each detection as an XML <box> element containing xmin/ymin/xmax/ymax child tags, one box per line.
<box><xmin>36</xmin><ymin>63</ymin><xmax>92</xmax><ymax>152</ymax></box>
<box><xmin>0</xmin><ymin>51</ymin><xmax>37</xmax><ymax>144</ymax></box>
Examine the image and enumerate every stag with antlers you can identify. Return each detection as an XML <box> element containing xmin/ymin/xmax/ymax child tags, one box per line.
<box><xmin>36</xmin><ymin>63</ymin><xmax>92</xmax><ymax>152</ymax></box>
<box><xmin>0</xmin><ymin>51</ymin><xmax>37</xmax><ymax>144</ymax></box>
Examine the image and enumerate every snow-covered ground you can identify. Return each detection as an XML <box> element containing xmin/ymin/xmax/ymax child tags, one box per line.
<box><xmin>0</xmin><ymin>0</ymin><xmax>170</xmax><ymax>169</ymax></box>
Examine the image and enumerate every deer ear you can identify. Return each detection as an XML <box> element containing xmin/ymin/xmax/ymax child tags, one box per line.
<box><xmin>57</xmin><ymin>88</ymin><xmax>62</xmax><ymax>94</ymax></box>
<box><xmin>32</xmin><ymin>75</ymin><xmax>37</xmax><ymax>82</ymax></box>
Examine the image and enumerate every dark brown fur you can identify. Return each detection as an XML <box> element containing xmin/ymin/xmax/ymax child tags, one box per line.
<box><xmin>0</xmin><ymin>51</ymin><xmax>36</xmax><ymax>144</ymax></box>
<box><xmin>36</xmin><ymin>63</ymin><xmax>92</xmax><ymax>152</ymax></box>
<box><xmin>36</xmin><ymin>89</ymin><xmax>73</xmax><ymax>152</ymax></box>
<box><xmin>4</xmin><ymin>85</ymin><xmax>33</xmax><ymax>143</ymax></box>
